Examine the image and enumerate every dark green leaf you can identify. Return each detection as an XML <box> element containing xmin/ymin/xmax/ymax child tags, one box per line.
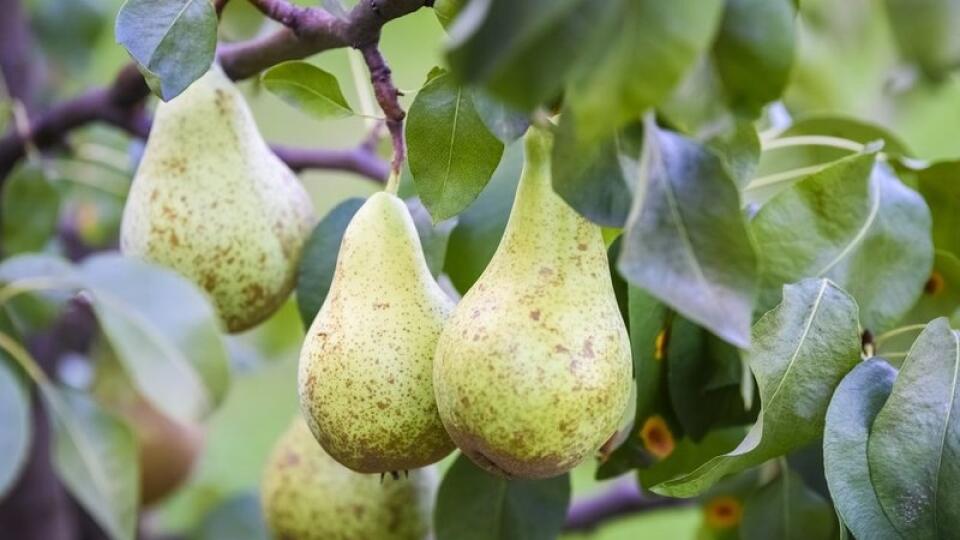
<box><xmin>712</xmin><ymin>0</ymin><xmax>796</xmax><ymax>116</ymax></box>
<box><xmin>752</xmin><ymin>153</ymin><xmax>933</xmax><ymax>333</ymax></box>
<box><xmin>1</xmin><ymin>163</ymin><xmax>60</xmax><ymax>255</ymax></box>
<box><xmin>0</xmin><ymin>353</ymin><xmax>30</xmax><ymax>499</ymax></box>
<box><xmin>42</xmin><ymin>385</ymin><xmax>138</xmax><ymax>540</ymax></box>
<box><xmin>434</xmin><ymin>453</ymin><xmax>570</xmax><ymax>540</ymax></box>
<box><xmin>619</xmin><ymin>119</ymin><xmax>758</xmax><ymax>348</ymax></box>
<box><xmin>406</xmin><ymin>197</ymin><xmax>458</xmax><ymax>277</ymax></box>
<box><xmin>470</xmin><ymin>89</ymin><xmax>529</xmax><ymax>143</ymax></box>
<box><xmin>566</xmin><ymin>0</ymin><xmax>724</xmax><ymax>141</ymax></box>
<box><xmin>706</xmin><ymin>119</ymin><xmax>761</xmax><ymax>189</ymax></box>
<box><xmin>261</xmin><ymin>61</ymin><xmax>354</xmax><ymax>120</ymax></box>
<box><xmin>823</xmin><ymin>358</ymin><xmax>900</xmax><ymax>540</ymax></box>
<box><xmin>32</xmin><ymin>0</ymin><xmax>107</xmax><ymax>70</ymax></box>
<box><xmin>868</xmin><ymin>318</ymin><xmax>960</xmax><ymax>537</ymax></box>
<box><xmin>115</xmin><ymin>0</ymin><xmax>217</xmax><ymax>101</ymax></box>
<box><xmin>445</xmin><ymin>0</ymin><xmax>593</xmax><ymax>110</ymax></box>
<box><xmin>654</xmin><ymin>279</ymin><xmax>861</xmax><ymax>497</ymax></box>
<box><xmin>740</xmin><ymin>470</ymin><xmax>836</xmax><ymax>540</ymax></box>
<box><xmin>79</xmin><ymin>254</ymin><xmax>230</xmax><ymax>423</ymax></box>
<box><xmin>667</xmin><ymin>319</ymin><xmax>754</xmax><ymax>440</ymax></box>
<box><xmin>407</xmin><ymin>69</ymin><xmax>505</xmax><ymax>221</ymax></box>
<box><xmin>296</xmin><ymin>198</ymin><xmax>364</xmax><ymax>327</ymax></box>
<box><xmin>637</xmin><ymin>428</ymin><xmax>744</xmax><ymax>488</ymax></box>
<box><xmin>917</xmin><ymin>159</ymin><xmax>960</xmax><ymax>257</ymax></box>
<box><xmin>551</xmin><ymin>114</ymin><xmax>641</xmax><ymax>227</ymax></box>
<box><xmin>443</xmin><ymin>140</ymin><xmax>523</xmax><ymax>293</ymax></box>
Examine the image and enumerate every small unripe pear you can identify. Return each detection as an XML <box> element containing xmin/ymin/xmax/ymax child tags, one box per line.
<box><xmin>121</xmin><ymin>66</ymin><xmax>315</xmax><ymax>333</ymax></box>
<box><xmin>299</xmin><ymin>192</ymin><xmax>455</xmax><ymax>473</ymax></box>
<box><xmin>433</xmin><ymin>126</ymin><xmax>632</xmax><ymax>479</ymax></box>
<box><xmin>261</xmin><ymin>416</ymin><xmax>436</xmax><ymax>540</ymax></box>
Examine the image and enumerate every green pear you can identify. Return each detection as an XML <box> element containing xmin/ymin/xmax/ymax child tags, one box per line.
<box><xmin>298</xmin><ymin>192</ymin><xmax>455</xmax><ymax>473</ymax></box>
<box><xmin>433</xmin><ymin>126</ymin><xmax>631</xmax><ymax>479</ymax></box>
<box><xmin>261</xmin><ymin>416</ymin><xmax>436</xmax><ymax>540</ymax></box>
<box><xmin>120</xmin><ymin>66</ymin><xmax>315</xmax><ymax>333</ymax></box>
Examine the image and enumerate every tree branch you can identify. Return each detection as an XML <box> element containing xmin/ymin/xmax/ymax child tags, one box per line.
<box><xmin>563</xmin><ymin>477</ymin><xmax>692</xmax><ymax>532</ymax></box>
<box><xmin>360</xmin><ymin>45</ymin><xmax>405</xmax><ymax>175</ymax></box>
<box><xmin>0</xmin><ymin>0</ymin><xmax>429</xmax><ymax>181</ymax></box>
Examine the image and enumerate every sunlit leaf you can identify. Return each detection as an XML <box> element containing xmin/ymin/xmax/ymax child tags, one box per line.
<box><xmin>261</xmin><ymin>61</ymin><xmax>354</xmax><ymax>120</ymax></box>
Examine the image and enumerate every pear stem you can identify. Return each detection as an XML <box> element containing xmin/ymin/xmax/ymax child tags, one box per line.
<box><xmin>385</xmin><ymin>169</ymin><xmax>401</xmax><ymax>195</ymax></box>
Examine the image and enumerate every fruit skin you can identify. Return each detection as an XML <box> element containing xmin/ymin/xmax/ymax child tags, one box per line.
<box><xmin>298</xmin><ymin>192</ymin><xmax>455</xmax><ymax>473</ymax></box>
<box><xmin>261</xmin><ymin>416</ymin><xmax>437</xmax><ymax>540</ymax></box>
<box><xmin>433</xmin><ymin>126</ymin><xmax>632</xmax><ymax>479</ymax></box>
<box><xmin>120</xmin><ymin>65</ymin><xmax>315</xmax><ymax>333</ymax></box>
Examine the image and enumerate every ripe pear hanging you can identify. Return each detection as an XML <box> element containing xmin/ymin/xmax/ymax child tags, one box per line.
<box><xmin>120</xmin><ymin>66</ymin><xmax>315</xmax><ymax>333</ymax></box>
<box><xmin>433</xmin><ymin>126</ymin><xmax>631</xmax><ymax>479</ymax></box>
<box><xmin>298</xmin><ymin>192</ymin><xmax>455</xmax><ymax>473</ymax></box>
<box><xmin>261</xmin><ymin>416</ymin><xmax>436</xmax><ymax>540</ymax></box>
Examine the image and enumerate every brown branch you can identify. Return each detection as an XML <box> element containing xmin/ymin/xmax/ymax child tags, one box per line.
<box><xmin>563</xmin><ymin>477</ymin><xmax>692</xmax><ymax>532</ymax></box>
<box><xmin>0</xmin><ymin>0</ymin><xmax>429</xmax><ymax>181</ymax></box>
<box><xmin>360</xmin><ymin>45</ymin><xmax>405</xmax><ymax>175</ymax></box>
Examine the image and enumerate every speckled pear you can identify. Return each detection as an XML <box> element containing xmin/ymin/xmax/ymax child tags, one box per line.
<box><xmin>433</xmin><ymin>126</ymin><xmax>631</xmax><ymax>479</ymax></box>
<box><xmin>120</xmin><ymin>66</ymin><xmax>315</xmax><ymax>333</ymax></box>
<box><xmin>298</xmin><ymin>192</ymin><xmax>455</xmax><ymax>473</ymax></box>
<box><xmin>261</xmin><ymin>416</ymin><xmax>436</xmax><ymax>540</ymax></box>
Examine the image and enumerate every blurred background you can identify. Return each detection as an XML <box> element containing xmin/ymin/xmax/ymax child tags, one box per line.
<box><xmin>5</xmin><ymin>0</ymin><xmax>960</xmax><ymax>537</ymax></box>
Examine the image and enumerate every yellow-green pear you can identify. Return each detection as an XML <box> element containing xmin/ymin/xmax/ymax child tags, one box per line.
<box><xmin>298</xmin><ymin>192</ymin><xmax>455</xmax><ymax>473</ymax></box>
<box><xmin>120</xmin><ymin>66</ymin><xmax>315</xmax><ymax>333</ymax></box>
<box><xmin>433</xmin><ymin>126</ymin><xmax>631</xmax><ymax>479</ymax></box>
<box><xmin>261</xmin><ymin>416</ymin><xmax>436</xmax><ymax>540</ymax></box>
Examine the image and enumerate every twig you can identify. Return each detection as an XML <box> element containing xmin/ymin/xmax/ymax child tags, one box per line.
<box><xmin>564</xmin><ymin>477</ymin><xmax>692</xmax><ymax>532</ymax></box>
<box><xmin>359</xmin><ymin>45</ymin><xmax>405</xmax><ymax>175</ymax></box>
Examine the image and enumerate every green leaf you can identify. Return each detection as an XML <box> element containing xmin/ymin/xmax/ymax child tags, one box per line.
<box><xmin>261</xmin><ymin>61</ymin><xmax>354</xmax><ymax>120</ymax></box>
<box><xmin>434</xmin><ymin>453</ymin><xmax>570</xmax><ymax>540</ymax></box>
<box><xmin>115</xmin><ymin>0</ymin><xmax>217</xmax><ymax>101</ymax></box>
<box><xmin>42</xmin><ymin>385</ymin><xmax>138</xmax><ymax>540</ymax></box>
<box><xmin>78</xmin><ymin>254</ymin><xmax>230</xmax><ymax>423</ymax></box>
<box><xmin>883</xmin><ymin>0</ymin><xmax>960</xmax><ymax>78</ymax></box>
<box><xmin>470</xmin><ymin>89</ymin><xmax>530</xmax><ymax>144</ymax></box>
<box><xmin>434</xmin><ymin>0</ymin><xmax>465</xmax><ymax>30</ymax></box>
<box><xmin>823</xmin><ymin>358</ymin><xmax>900</xmax><ymax>540</ymax></box>
<box><xmin>445</xmin><ymin>0</ymin><xmax>593</xmax><ymax>110</ymax></box>
<box><xmin>868</xmin><ymin>318</ymin><xmax>960</xmax><ymax>537</ymax></box>
<box><xmin>654</xmin><ymin>279</ymin><xmax>861</xmax><ymax>497</ymax></box>
<box><xmin>406</xmin><ymin>197</ymin><xmax>458</xmax><ymax>277</ymax></box>
<box><xmin>296</xmin><ymin>198</ymin><xmax>365</xmax><ymax>327</ymax></box>
<box><xmin>712</xmin><ymin>0</ymin><xmax>796</xmax><ymax>116</ymax></box>
<box><xmin>740</xmin><ymin>470</ymin><xmax>836</xmax><ymax>540</ymax></box>
<box><xmin>751</xmin><ymin>153</ymin><xmax>933</xmax><ymax>333</ymax></box>
<box><xmin>637</xmin><ymin>428</ymin><xmax>744</xmax><ymax>489</ymax></box>
<box><xmin>619</xmin><ymin>119</ymin><xmax>758</xmax><ymax>348</ymax></box>
<box><xmin>566</xmin><ymin>0</ymin><xmax>724</xmax><ymax>141</ymax></box>
<box><xmin>551</xmin><ymin>114</ymin><xmax>642</xmax><ymax>227</ymax></box>
<box><xmin>1</xmin><ymin>163</ymin><xmax>60</xmax><ymax>255</ymax></box>
<box><xmin>0</xmin><ymin>353</ymin><xmax>30</xmax><ymax>499</ymax></box>
<box><xmin>667</xmin><ymin>318</ymin><xmax>754</xmax><ymax>440</ymax></box>
<box><xmin>705</xmin><ymin>119</ymin><xmax>761</xmax><ymax>189</ymax></box>
<box><xmin>443</xmin><ymin>139</ymin><xmax>523</xmax><ymax>293</ymax></box>
<box><xmin>407</xmin><ymin>69</ymin><xmax>505</xmax><ymax>221</ymax></box>
<box><xmin>917</xmin><ymin>159</ymin><xmax>960</xmax><ymax>258</ymax></box>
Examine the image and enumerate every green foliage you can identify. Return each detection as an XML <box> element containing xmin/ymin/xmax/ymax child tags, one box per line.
<box><xmin>1</xmin><ymin>163</ymin><xmax>60</xmax><ymax>255</ymax></box>
<box><xmin>261</xmin><ymin>61</ymin><xmax>354</xmax><ymax>120</ymax></box>
<box><xmin>434</xmin><ymin>454</ymin><xmax>570</xmax><ymax>540</ymax></box>
<box><xmin>619</xmin><ymin>118</ymin><xmax>758</xmax><ymax>348</ymax></box>
<box><xmin>0</xmin><ymin>349</ymin><xmax>30</xmax><ymax>499</ymax></box>
<box><xmin>115</xmin><ymin>0</ymin><xmax>217</xmax><ymax>100</ymax></box>
<box><xmin>407</xmin><ymin>68</ymin><xmax>505</xmax><ymax>221</ymax></box>
<box><xmin>740</xmin><ymin>470</ymin><xmax>836</xmax><ymax>540</ymax></box>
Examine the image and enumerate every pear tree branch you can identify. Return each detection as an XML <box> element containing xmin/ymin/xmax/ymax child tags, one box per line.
<box><xmin>0</xmin><ymin>0</ymin><xmax>430</xmax><ymax>181</ymax></box>
<box><xmin>563</xmin><ymin>477</ymin><xmax>692</xmax><ymax>532</ymax></box>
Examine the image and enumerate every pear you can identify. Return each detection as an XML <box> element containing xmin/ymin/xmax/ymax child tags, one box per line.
<box><xmin>261</xmin><ymin>416</ymin><xmax>436</xmax><ymax>540</ymax></box>
<box><xmin>433</xmin><ymin>126</ymin><xmax>632</xmax><ymax>479</ymax></box>
<box><xmin>298</xmin><ymin>192</ymin><xmax>455</xmax><ymax>473</ymax></box>
<box><xmin>120</xmin><ymin>66</ymin><xmax>315</xmax><ymax>333</ymax></box>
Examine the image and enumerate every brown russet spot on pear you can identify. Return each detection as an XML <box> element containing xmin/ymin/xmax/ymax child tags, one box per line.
<box><xmin>261</xmin><ymin>416</ymin><xmax>436</xmax><ymax>540</ymax></box>
<box><xmin>432</xmin><ymin>126</ymin><xmax>632</xmax><ymax>479</ymax></box>
<box><xmin>298</xmin><ymin>192</ymin><xmax>454</xmax><ymax>473</ymax></box>
<box><xmin>120</xmin><ymin>66</ymin><xmax>315</xmax><ymax>333</ymax></box>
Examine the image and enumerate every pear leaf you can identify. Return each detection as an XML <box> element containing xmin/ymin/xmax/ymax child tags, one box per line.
<box><xmin>0</xmin><ymin>352</ymin><xmax>30</xmax><ymax>499</ymax></box>
<box><xmin>115</xmin><ymin>0</ymin><xmax>217</xmax><ymax>101</ymax></box>
<box><xmin>261</xmin><ymin>61</ymin><xmax>355</xmax><ymax>120</ymax></box>
<box><xmin>653</xmin><ymin>279</ymin><xmax>861</xmax><ymax>497</ymax></box>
